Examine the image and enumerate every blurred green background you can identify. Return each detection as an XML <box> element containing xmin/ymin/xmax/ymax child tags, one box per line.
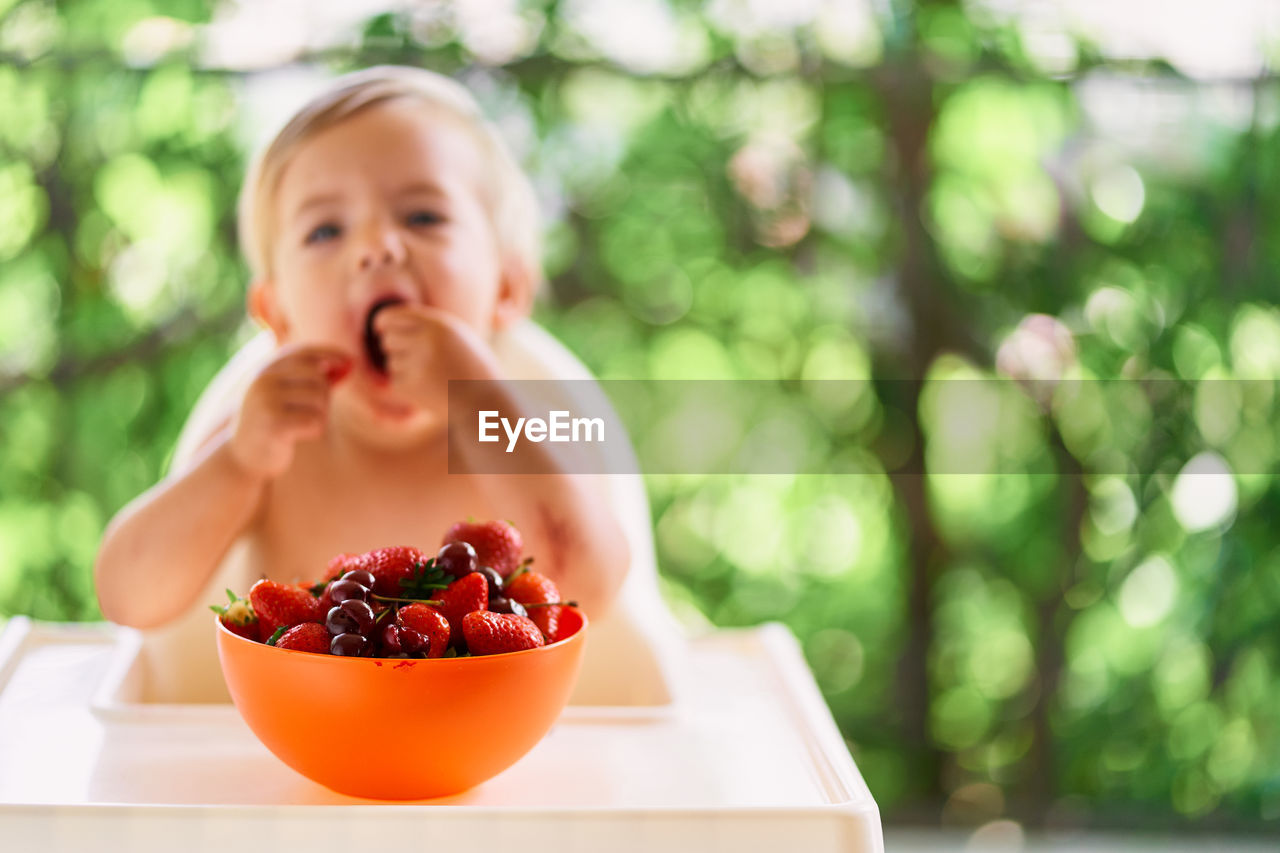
<box><xmin>2</xmin><ymin>0</ymin><xmax>1279</xmax><ymax>834</ymax></box>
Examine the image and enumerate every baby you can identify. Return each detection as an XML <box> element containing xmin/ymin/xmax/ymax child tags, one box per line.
<box><xmin>94</xmin><ymin>67</ymin><xmax>631</xmax><ymax>688</ymax></box>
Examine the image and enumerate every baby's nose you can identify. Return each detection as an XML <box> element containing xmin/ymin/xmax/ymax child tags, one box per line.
<box><xmin>359</xmin><ymin>246</ymin><xmax>396</xmax><ymax>270</ymax></box>
<box><xmin>356</xmin><ymin>228</ymin><xmax>406</xmax><ymax>270</ymax></box>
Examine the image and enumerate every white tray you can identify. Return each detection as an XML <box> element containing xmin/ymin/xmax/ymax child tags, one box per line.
<box><xmin>0</xmin><ymin>617</ymin><xmax>882</xmax><ymax>852</ymax></box>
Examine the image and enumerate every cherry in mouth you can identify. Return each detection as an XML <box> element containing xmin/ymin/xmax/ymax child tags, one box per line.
<box><xmin>363</xmin><ymin>298</ymin><xmax>403</xmax><ymax>374</ymax></box>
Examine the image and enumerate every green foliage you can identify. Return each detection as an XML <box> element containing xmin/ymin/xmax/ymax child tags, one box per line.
<box><xmin>2</xmin><ymin>0</ymin><xmax>1278</xmax><ymax>832</ymax></box>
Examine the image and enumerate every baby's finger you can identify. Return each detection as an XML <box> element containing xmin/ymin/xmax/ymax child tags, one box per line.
<box><xmin>277</xmin><ymin>345</ymin><xmax>355</xmax><ymax>374</ymax></box>
<box><xmin>377</xmin><ymin>334</ymin><xmax>414</xmax><ymax>363</ymax></box>
<box><xmin>272</xmin><ymin>374</ymin><xmax>328</xmax><ymax>396</ymax></box>
<box><xmin>289</xmin><ymin>342</ymin><xmax>357</xmax><ymax>363</ymax></box>
<box><xmin>275</xmin><ymin>355</ymin><xmax>353</xmax><ymax>388</ymax></box>
<box><xmin>380</xmin><ymin>325</ymin><xmax>437</xmax><ymax>358</ymax></box>
<box><xmin>277</xmin><ymin>404</ymin><xmax>326</xmax><ymax>439</ymax></box>
<box><xmin>371</xmin><ymin>303</ymin><xmax>413</xmax><ymax>331</ymax></box>
<box><xmin>373</xmin><ymin>304</ymin><xmax>445</xmax><ymax>335</ymax></box>
<box><xmin>277</xmin><ymin>386</ymin><xmax>330</xmax><ymax>413</ymax></box>
<box><xmin>382</xmin><ymin>333</ymin><xmax>431</xmax><ymax>362</ymax></box>
<box><xmin>324</xmin><ymin>359</ymin><xmax>352</xmax><ymax>384</ymax></box>
<box><xmin>278</xmin><ymin>402</ymin><xmax>325</xmax><ymax>422</ymax></box>
<box><xmin>383</xmin><ymin>344</ymin><xmax>435</xmax><ymax>382</ymax></box>
<box><xmin>383</xmin><ymin>351</ymin><xmax>415</xmax><ymax>382</ymax></box>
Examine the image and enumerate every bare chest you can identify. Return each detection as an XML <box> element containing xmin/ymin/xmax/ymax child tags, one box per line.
<box><xmin>244</xmin><ymin>442</ymin><xmax>494</xmax><ymax>584</ymax></box>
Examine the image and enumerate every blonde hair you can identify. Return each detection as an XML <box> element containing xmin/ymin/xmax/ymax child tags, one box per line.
<box><xmin>237</xmin><ymin>66</ymin><xmax>541</xmax><ymax>284</ymax></box>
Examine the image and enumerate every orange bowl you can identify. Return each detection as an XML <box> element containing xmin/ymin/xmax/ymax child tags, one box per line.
<box><xmin>215</xmin><ymin>608</ymin><xmax>586</xmax><ymax>800</ymax></box>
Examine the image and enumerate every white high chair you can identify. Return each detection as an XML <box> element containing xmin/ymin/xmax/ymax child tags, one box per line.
<box><xmin>139</xmin><ymin>320</ymin><xmax>686</xmax><ymax>707</ymax></box>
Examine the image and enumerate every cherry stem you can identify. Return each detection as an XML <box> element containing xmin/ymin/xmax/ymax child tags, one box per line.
<box><xmin>372</xmin><ymin>594</ymin><xmax>444</xmax><ymax>606</ymax></box>
<box><xmin>523</xmin><ymin>600</ymin><xmax>578</xmax><ymax>609</ymax></box>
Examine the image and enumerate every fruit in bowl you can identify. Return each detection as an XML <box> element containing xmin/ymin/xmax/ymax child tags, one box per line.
<box><xmin>213</xmin><ymin>520</ymin><xmax>587</xmax><ymax>800</ymax></box>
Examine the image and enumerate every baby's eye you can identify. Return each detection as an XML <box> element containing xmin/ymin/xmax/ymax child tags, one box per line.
<box><xmin>407</xmin><ymin>210</ymin><xmax>444</xmax><ymax>227</ymax></box>
<box><xmin>305</xmin><ymin>223</ymin><xmax>341</xmax><ymax>244</ymax></box>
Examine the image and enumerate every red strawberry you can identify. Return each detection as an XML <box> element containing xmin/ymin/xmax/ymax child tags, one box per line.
<box><xmin>537</xmin><ymin>604</ymin><xmax>583</xmax><ymax>643</ymax></box>
<box><xmin>323</xmin><ymin>552</ymin><xmax>362</xmax><ymax>583</ymax></box>
<box><xmin>429</xmin><ymin>571</ymin><xmax>488</xmax><ymax>643</ymax></box>
<box><xmin>360</xmin><ymin>545</ymin><xmax>429</xmax><ymax>596</ymax></box>
<box><xmin>442</xmin><ymin>520</ymin><xmax>523</xmax><ymax>576</ymax></box>
<box><xmin>527</xmin><ymin>603</ymin><xmax>562</xmax><ymax>643</ymax></box>
<box><xmin>462</xmin><ymin>611</ymin><xmax>545</xmax><ymax>655</ymax></box>
<box><xmin>505</xmin><ymin>570</ymin><xmax>560</xmax><ymax>607</ymax></box>
<box><xmin>249</xmin><ymin>579</ymin><xmax>324</xmax><ymax>641</ymax></box>
<box><xmin>210</xmin><ymin>588</ymin><xmax>258</xmax><ymax>641</ymax></box>
<box><xmin>397</xmin><ymin>603</ymin><xmax>451</xmax><ymax>658</ymax></box>
<box><xmin>274</xmin><ymin>622</ymin><xmax>331</xmax><ymax>654</ymax></box>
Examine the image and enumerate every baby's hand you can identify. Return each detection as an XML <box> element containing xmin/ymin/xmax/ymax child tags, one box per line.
<box><xmin>372</xmin><ymin>305</ymin><xmax>501</xmax><ymax>409</ymax></box>
<box><xmin>229</xmin><ymin>345</ymin><xmax>352</xmax><ymax>478</ymax></box>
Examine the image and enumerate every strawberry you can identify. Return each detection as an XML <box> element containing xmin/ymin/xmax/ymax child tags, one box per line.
<box><xmin>429</xmin><ymin>571</ymin><xmax>488</xmax><ymax>643</ymax></box>
<box><xmin>323</xmin><ymin>552</ymin><xmax>362</xmax><ymax>583</ymax></box>
<box><xmin>359</xmin><ymin>545</ymin><xmax>430</xmax><ymax>596</ymax></box>
<box><xmin>210</xmin><ymin>588</ymin><xmax>258</xmax><ymax>641</ymax></box>
<box><xmin>314</xmin><ymin>552</ymin><xmax>363</xmax><ymax>606</ymax></box>
<box><xmin>527</xmin><ymin>603</ymin><xmax>563</xmax><ymax>644</ymax></box>
<box><xmin>274</xmin><ymin>622</ymin><xmax>331</xmax><ymax>654</ymax></box>
<box><xmin>442</xmin><ymin>520</ymin><xmax>523</xmax><ymax>577</ymax></box>
<box><xmin>249</xmin><ymin>579</ymin><xmax>324</xmax><ymax>642</ymax></box>
<box><xmin>551</xmin><ymin>604</ymin><xmax>586</xmax><ymax>642</ymax></box>
<box><xmin>397</xmin><ymin>603</ymin><xmax>451</xmax><ymax>658</ymax></box>
<box><xmin>462</xmin><ymin>611</ymin><xmax>545</xmax><ymax>655</ymax></box>
<box><xmin>505</xmin><ymin>570</ymin><xmax>560</xmax><ymax>607</ymax></box>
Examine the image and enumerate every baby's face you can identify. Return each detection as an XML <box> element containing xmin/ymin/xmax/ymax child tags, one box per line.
<box><xmin>263</xmin><ymin>99</ymin><xmax>512</xmax><ymax>406</ymax></box>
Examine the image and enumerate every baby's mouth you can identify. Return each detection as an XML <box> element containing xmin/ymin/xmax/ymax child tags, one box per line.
<box><xmin>363</xmin><ymin>297</ymin><xmax>404</xmax><ymax>374</ymax></box>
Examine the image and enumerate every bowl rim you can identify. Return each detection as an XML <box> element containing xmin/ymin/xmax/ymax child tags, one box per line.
<box><xmin>214</xmin><ymin>607</ymin><xmax>587</xmax><ymax>662</ymax></box>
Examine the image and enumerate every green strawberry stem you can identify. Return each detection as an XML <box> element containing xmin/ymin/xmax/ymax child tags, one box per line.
<box><xmin>210</xmin><ymin>588</ymin><xmax>254</xmax><ymax>618</ymax></box>
<box><xmin>394</xmin><ymin>558</ymin><xmax>451</xmax><ymax>600</ymax></box>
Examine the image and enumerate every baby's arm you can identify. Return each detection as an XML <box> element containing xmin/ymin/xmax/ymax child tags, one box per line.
<box><xmin>375</xmin><ymin>307</ymin><xmax>631</xmax><ymax>619</ymax></box>
<box><xmin>462</xmin><ymin>394</ymin><xmax>631</xmax><ymax>621</ymax></box>
<box><xmin>94</xmin><ymin>428</ymin><xmax>266</xmax><ymax>627</ymax></box>
<box><xmin>94</xmin><ymin>345</ymin><xmax>351</xmax><ymax>628</ymax></box>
